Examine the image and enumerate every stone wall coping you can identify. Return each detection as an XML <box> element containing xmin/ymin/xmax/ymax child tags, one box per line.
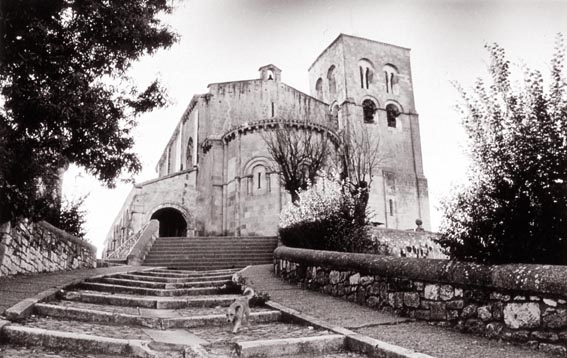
<box><xmin>274</xmin><ymin>246</ymin><xmax>567</xmax><ymax>297</ymax></box>
<box><xmin>38</xmin><ymin>221</ymin><xmax>96</xmax><ymax>255</ymax></box>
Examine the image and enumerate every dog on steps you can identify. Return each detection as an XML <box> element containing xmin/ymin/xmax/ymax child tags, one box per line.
<box><xmin>226</xmin><ymin>287</ymin><xmax>254</xmax><ymax>333</ymax></box>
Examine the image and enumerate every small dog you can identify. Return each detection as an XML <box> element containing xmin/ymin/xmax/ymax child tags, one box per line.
<box><xmin>226</xmin><ymin>287</ymin><xmax>254</xmax><ymax>333</ymax></box>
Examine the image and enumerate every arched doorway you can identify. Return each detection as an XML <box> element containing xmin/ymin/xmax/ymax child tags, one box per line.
<box><xmin>150</xmin><ymin>208</ymin><xmax>187</xmax><ymax>237</ymax></box>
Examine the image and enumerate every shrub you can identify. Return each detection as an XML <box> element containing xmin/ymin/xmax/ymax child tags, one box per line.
<box><xmin>278</xmin><ymin>172</ymin><xmax>369</xmax><ymax>252</ymax></box>
<box><xmin>438</xmin><ymin>36</ymin><xmax>567</xmax><ymax>265</ymax></box>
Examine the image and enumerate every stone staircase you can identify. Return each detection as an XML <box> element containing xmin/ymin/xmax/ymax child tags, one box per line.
<box><xmin>0</xmin><ymin>267</ymin><xmax>364</xmax><ymax>358</ymax></box>
<box><xmin>143</xmin><ymin>237</ymin><xmax>278</xmax><ymax>270</ymax></box>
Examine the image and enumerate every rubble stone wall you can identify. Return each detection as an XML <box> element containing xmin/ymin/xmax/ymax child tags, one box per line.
<box><xmin>0</xmin><ymin>221</ymin><xmax>96</xmax><ymax>277</ymax></box>
<box><xmin>274</xmin><ymin>246</ymin><xmax>567</xmax><ymax>356</ymax></box>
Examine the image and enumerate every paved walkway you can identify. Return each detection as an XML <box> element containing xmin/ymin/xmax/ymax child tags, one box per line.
<box><xmin>0</xmin><ymin>265</ymin><xmax>145</xmax><ymax>316</ymax></box>
<box><xmin>241</xmin><ymin>264</ymin><xmax>554</xmax><ymax>358</ymax></box>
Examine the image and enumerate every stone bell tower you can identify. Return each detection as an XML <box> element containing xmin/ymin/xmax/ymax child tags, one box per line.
<box><xmin>307</xmin><ymin>34</ymin><xmax>430</xmax><ymax>230</ymax></box>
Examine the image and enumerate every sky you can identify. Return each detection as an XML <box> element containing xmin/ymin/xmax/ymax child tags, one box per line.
<box><xmin>62</xmin><ymin>0</ymin><xmax>567</xmax><ymax>256</ymax></box>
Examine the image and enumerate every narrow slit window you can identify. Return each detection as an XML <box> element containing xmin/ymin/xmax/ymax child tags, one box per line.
<box><xmin>389</xmin><ymin>199</ymin><xmax>394</xmax><ymax>216</ymax></box>
<box><xmin>257</xmin><ymin>172</ymin><xmax>262</xmax><ymax>189</ymax></box>
<box><xmin>271</xmin><ymin>102</ymin><xmax>274</xmax><ymax>117</ymax></box>
<box><xmin>359</xmin><ymin>67</ymin><xmax>364</xmax><ymax>88</ymax></box>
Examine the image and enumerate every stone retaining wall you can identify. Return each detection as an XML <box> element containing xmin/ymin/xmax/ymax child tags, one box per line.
<box><xmin>274</xmin><ymin>246</ymin><xmax>567</xmax><ymax>356</ymax></box>
<box><xmin>0</xmin><ymin>221</ymin><xmax>96</xmax><ymax>277</ymax></box>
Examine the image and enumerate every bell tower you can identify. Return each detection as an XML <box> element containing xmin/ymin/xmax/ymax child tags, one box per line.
<box><xmin>308</xmin><ymin>34</ymin><xmax>430</xmax><ymax>230</ymax></box>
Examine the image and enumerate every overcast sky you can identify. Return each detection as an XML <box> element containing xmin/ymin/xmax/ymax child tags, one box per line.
<box><xmin>62</xmin><ymin>0</ymin><xmax>567</xmax><ymax>256</ymax></box>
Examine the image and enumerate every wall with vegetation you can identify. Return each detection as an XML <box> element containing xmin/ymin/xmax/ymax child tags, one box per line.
<box><xmin>0</xmin><ymin>221</ymin><xmax>96</xmax><ymax>277</ymax></box>
<box><xmin>275</xmin><ymin>246</ymin><xmax>567</xmax><ymax>356</ymax></box>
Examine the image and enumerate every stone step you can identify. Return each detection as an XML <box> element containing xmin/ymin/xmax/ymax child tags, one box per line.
<box><xmin>34</xmin><ymin>303</ymin><xmax>281</xmax><ymax>329</ymax></box>
<box><xmin>144</xmin><ymin>253</ymin><xmax>273</xmax><ymax>259</ymax></box>
<box><xmin>62</xmin><ymin>290</ymin><xmax>240</xmax><ymax>309</ymax></box>
<box><xmin>79</xmin><ymin>282</ymin><xmax>223</xmax><ymax>297</ymax></box>
<box><xmin>88</xmin><ymin>277</ymin><xmax>230</xmax><ymax>289</ymax></box>
<box><xmin>139</xmin><ymin>268</ymin><xmax>240</xmax><ymax>277</ymax></box>
<box><xmin>112</xmin><ymin>273</ymin><xmax>233</xmax><ymax>283</ymax></box>
<box><xmin>154</xmin><ymin>237</ymin><xmax>277</xmax><ymax>241</ymax></box>
<box><xmin>142</xmin><ymin>262</ymin><xmax>254</xmax><ymax>271</ymax></box>
<box><xmin>146</xmin><ymin>247</ymin><xmax>275</xmax><ymax>254</ymax></box>
<box><xmin>143</xmin><ymin>257</ymin><xmax>273</xmax><ymax>263</ymax></box>
<box><xmin>142</xmin><ymin>261</ymin><xmax>272</xmax><ymax>268</ymax></box>
<box><xmin>235</xmin><ymin>334</ymin><xmax>346</xmax><ymax>358</ymax></box>
<box><xmin>0</xmin><ymin>323</ymin><xmax>154</xmax><ymax>357</ymax></box>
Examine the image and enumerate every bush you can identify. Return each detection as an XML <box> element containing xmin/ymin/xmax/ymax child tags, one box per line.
<box><xmin>438</xmin><ymin>36</ymin><xmax>567</xmax><ymax>265</ymax></box>
<box><xmin>278</xmin><ymin>172</ymin><xmax>369</xmax><ymax>252</ymax></box>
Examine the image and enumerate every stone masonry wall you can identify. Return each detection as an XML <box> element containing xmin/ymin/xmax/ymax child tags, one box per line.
<box><xmin>274</xmin><ymin>246</ymin><xmax>567</xmax><ymax>356</ymax></box>
<box><xmin>0</xmin><ymin>221</ymin><xmax>96</xmax><ymax>277</ymax></box>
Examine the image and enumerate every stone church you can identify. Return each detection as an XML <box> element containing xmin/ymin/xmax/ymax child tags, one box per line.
<box><xmin>103</xmin><ymin>34</ymin><xmax>430</xmax><ymax>255</ymax></box>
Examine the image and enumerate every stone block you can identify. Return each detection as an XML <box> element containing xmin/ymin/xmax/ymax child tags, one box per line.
<box><xmin>349</xmin><ymin>273</ymin><xmax>360</xmax><ymax>286</ymax></box>
<box><xmin>329</xmin><ymin>270</ymin><xmax>341</xmax><ymax>285</ymax></box>
<box><xmin>414</xmin><ymin>310</ymin><xmax>430</xmax><ymax>320</ymax></box>
<box><xmin>446</xmin><ymin>300</ymin><xmax>464</xmax><ymax>310</ymax></box>
<box><xmin>503</xmin><ymin>302</ymin><xmax>541</xmax><ymax>329</ymax></box>
<box><xmin>485</xmin><ymin>322</ymin><xmax>504</xmax><ymax>338</ymax></box>
<box><xmin>477</xmin><ymin>305</ymin><xmax>492</xmax><ymax>322</ymax></box>
<box><xmin>429</xmin><ymin>302</ymin><xmax>447</xmax><ymax>321</ymax></box>
<box><xmin>388</xmin><ymin>292</ymin><xmax>403</xmax><ymax>309</ymax></box>
<box><xmin>366</xmin><ymin>296</ymin><xmax>381</xmax><ymax>308</ymax></box>
<box><xmin>539</xmin><ymin>343</ymin><xmax>567</xmax><ymax>356</ymax></box>
<box><xmin>359</xmin><ymin>275</ymin><xmax>374</xmax><ymax>286</ymax></box>
<box><xmin>447</xmin><ymin>310</ymin><xmax>460</xmax><ymax>321</ymax></box>
<box><xmin>424</xmin><ymin>284</ymin><xmax>439</xmax><ymax>300</ymax></box>
<box><xmin>454</xmin><ymin>288</ymin><xmax>463</xmax><ymax>297</ymax></box>
<box><xmin>439</xmin><ymin>285</ymin><xmax>454</xmax><ymax>301</ymax></box>
<box><xmin>543</xmin><ymin>298</ymin><xmax>558</xmax><ymax>307</ymax></box>
<box><xmin>462</xmin><ymin>304</ymin><xmax>478</xmax><ymax>319</ymax></box>
<box><xmin>492</xmin><ymin>301</ymin><xmax>504</xmax><ymax>320</ymax></box>
<box><xmin>530</xmin><ymin>331</ymin><xmax>559</xmax><ymax>342</ymax></box>
<box><xmin>403</xmin><ymin>292</ymin><xmax>420</xmax><ymax>308</ymax></box>
<box><xmin>463</xmin><ymin>319</ymin><xmax>485</xmax><ymax>334</ymax></box>
<box><xmin>542</xmin><ymin>308</ymin><xmax>567</xmax><ymax>329</ymax></box>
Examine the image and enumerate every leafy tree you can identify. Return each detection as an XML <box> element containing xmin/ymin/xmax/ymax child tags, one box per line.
<box><xmin>0</xmin><ymin>0</ymin><xmax>177</xmax><ymax>224</ymax></box>
<box><xmin>438</xmin><ymin>35</ymin><xmax>567</xmax><ymax>265</ymax></box>
<box><xmin>263</xmin><ymin>123</ymin><xmax>334</xmax><ymax>203</ymax></box>
<box><xmin>48</xmin><ymin>195</ymin><xmax>88</xmax><ymax>239</ymax></box>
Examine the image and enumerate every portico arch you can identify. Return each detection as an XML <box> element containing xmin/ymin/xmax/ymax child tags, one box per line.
<box><xmin>147</xmin><ymin>204</ymin><xmax>191</xmax><ymax>237</ymax></box>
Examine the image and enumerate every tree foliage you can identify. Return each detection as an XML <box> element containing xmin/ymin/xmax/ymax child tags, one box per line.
<box><xmin>263</xmin><ymin>124</ymin><xmax>333</xmax><ymax>202</ymax></box>
<box><xmin>438</xmin><ymin>35</ymin><xmax>567</xmax><ymax>265</ymax></box>
<box><xmin>48</xmin><ymin>195</ymin><xmax>88</xmax><ymax>239</ymax></box>
<box><xmin>0</xmin><ymin>0</ymin><xmax>177</xmax><ymax>223</ymax></box>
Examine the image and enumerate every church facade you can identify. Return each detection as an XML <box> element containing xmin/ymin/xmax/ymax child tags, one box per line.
<box><xmin>102</xmin><ymin>34</ymin><xmax>430</xmax><ymax>256</ymax></box>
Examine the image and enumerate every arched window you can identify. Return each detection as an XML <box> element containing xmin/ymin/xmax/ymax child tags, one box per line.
<box><xmin>267</xmin><ymin>70</ymin><xmax>275</xmax><ymax>80</ymax></box>
<box><xmin>315</xmin><ymin>78</ymin><xmax>323</xmax><ymax>99</ymax></box>
<box><xmin>186</xmin><ymin>137</ymin><xmax>193</xmax><ymax>168</ymax></box>
<box><xmin>362</xmin><ymin>99</ymin><xmax>377</xmax><ymax>123</ymax></box>
<box><xmin>327</xmin><ymin>65</ymin><xmax>337</xmax><ymax>97</ymax></box>
<box><xmin>330</xmin><ymin>104</ymin><xmax>339</xmax><ymax>126</ymax></box>
<box><xmin>386</xmin><ymin>103</ymin><xmax>401</xmax><ymax>128</ymax></box>
<box><xmin>383</xmin><ymin>64</ymin><xmax>399</xmax><ymax>95</ymax></box>
<box><xmin>252</xmin><ymin>165</ymin><xmax>267</xmax><ymax>193</ymax></box>
<box><xmin>358</xmin><ymin>59</ymin><xmax>374</xmax><ymax>89</ymax></box>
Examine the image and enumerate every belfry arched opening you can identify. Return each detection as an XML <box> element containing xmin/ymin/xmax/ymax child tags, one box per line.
<box><xmin>150</xmin><ymin>208</ymin><xmax>187</xmax><ymax>237</ymax></box>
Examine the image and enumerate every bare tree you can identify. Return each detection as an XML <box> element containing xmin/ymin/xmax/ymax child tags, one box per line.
<box><xmin>263</xmin><ymin>124</ymin><xmax>334</xmax><ymax>203</ymax></box>
<box><xmin>338</xmin><ymin>121</ymin><xmax>386</xmax><ymax>225</ymax></box>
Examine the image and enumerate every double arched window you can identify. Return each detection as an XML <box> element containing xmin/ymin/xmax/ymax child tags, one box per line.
<box><xmin>358</xmin><ymin>59</ymin><xmax>375</xmax><ymax>89</ymax></box>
